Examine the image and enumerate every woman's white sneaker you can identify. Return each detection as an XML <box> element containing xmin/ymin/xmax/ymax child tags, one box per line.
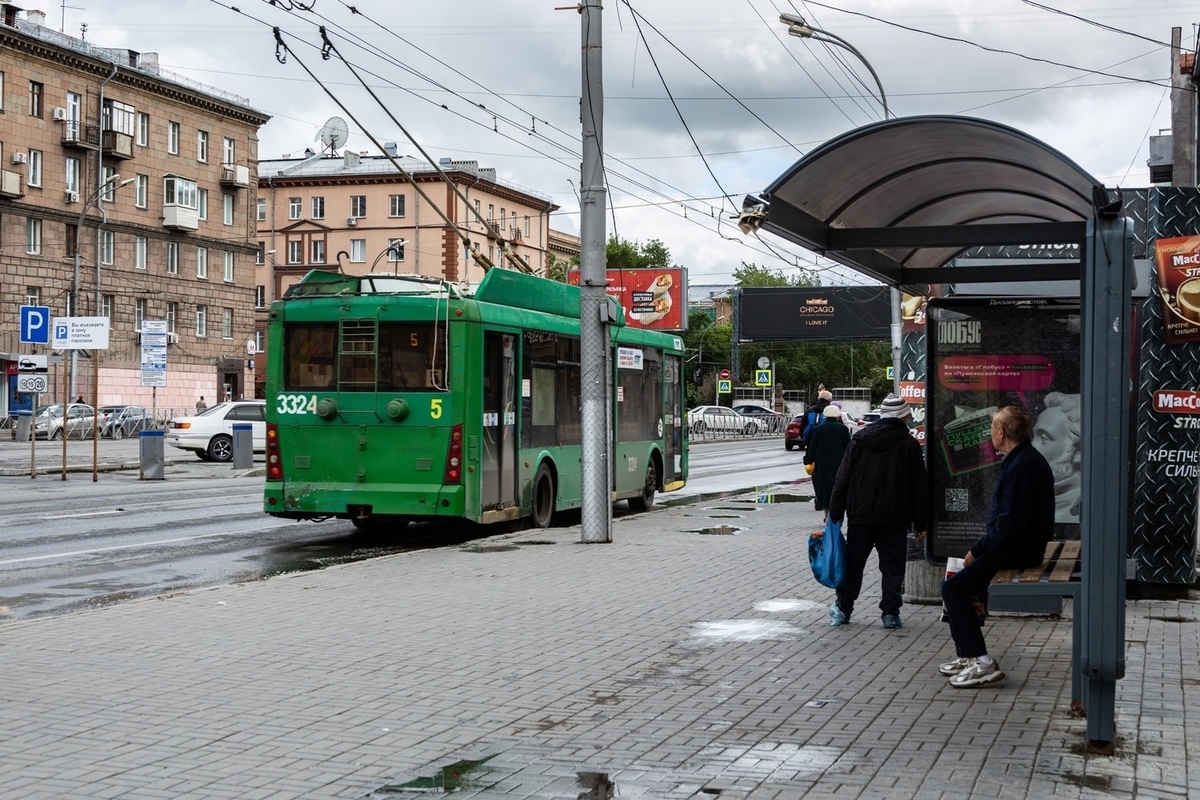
<box><xmin>948</xmin><ymin>658</ymin><xmax>1006</xmax><ymax>688</ymax></box>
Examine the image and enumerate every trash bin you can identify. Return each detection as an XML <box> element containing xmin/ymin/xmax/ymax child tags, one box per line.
<box><xmin>232</xmin><ymin>423</ymin><xmax>253</xmax><ymax>469</ymax></box>
<box><xmin>13</xmin><ymin>411</ymin><xmax>32</xmax><ymax>443</ymax></box>
<box><xmin>139</xmin><ymin>429</ymin><xmax>165</xmax><ymax>480</ymax></box>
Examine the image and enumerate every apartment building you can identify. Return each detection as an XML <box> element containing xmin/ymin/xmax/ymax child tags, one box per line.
<box><xmin>0</xmin><ymin>5</ymin><xmax>269</xmax><ymax>416</ymax></box>
<box><xmin>254</xmin><ymin>144</ymin><xmax>558</xmax><ymax>394</ymax></box>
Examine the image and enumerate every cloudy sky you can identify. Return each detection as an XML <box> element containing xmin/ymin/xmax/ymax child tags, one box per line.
<box><xmin>69</xmin><ymin>0</ymin><xmax>1194</xmax><ymax>285</ymax></box>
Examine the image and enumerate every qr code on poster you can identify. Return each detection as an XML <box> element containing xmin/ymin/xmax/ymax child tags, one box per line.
<box><xmin>945</xmin><ymin>488</ymin><xmax>969</xmax><ymax>513</ymax></box>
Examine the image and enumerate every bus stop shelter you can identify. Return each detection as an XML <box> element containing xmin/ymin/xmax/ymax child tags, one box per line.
<box><xmin>739</xmin><ymin>115</ymin><xmax>1131</xmax><ymax>750</ymax></box>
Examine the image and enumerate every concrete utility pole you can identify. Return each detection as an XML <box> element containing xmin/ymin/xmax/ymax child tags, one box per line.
<box><xmin>579</xmin><ymin>0</ymin><xmax>612</xmax><ymax>543</ymax></box>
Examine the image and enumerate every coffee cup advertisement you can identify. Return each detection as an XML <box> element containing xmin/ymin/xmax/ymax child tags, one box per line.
<box><xmin>1153</xmin><ymin>234</ymin><xmax>1200</xmax><ymax>345</ymax></box>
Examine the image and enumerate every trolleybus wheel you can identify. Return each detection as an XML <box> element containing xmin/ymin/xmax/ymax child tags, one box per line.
<box><xmin>628</xmin><ymin>459</ymin><xmax>657</xmax><ymax>513</ymax></box>
<box><xmin>532</xmin><ymin>463</ymin><xmax>556</xmax><ymax>529</ymax></box>
<box><xmin>208</xmin><ymin>434</ymin><xmax>233</xmax><ymax>462</ymax></box>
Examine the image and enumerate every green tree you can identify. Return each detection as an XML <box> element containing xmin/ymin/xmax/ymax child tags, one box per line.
<box><xmin>606</xmin><ymin>236</ymin><xmax>671</xmax><ymax>269</ymax></box>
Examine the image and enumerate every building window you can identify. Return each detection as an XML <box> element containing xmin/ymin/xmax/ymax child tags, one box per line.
<box><xmin>167</xmin><ymin>121</ymin><xmax>180</xmax><ymax>155</ymax></box>
<box><xmin>196</xmin><ymin>305</ymin><xmax>207</xmax><ymax>338</ymax></box>
<box><xmin>65</xmin><ymin>223</ymin><xmax>78</xmax><ymax>259</ymax></box>
<box><xmin>27</xmin><ymin>149</ymin><xmax>42</xmax><ymax>187</ymax></box>
<box><xmin>26</xmin><ymin>287</ymin><xmax>40</xmax><ymax>305</ymax></box>
<box><xmin>101</xmin><ymin>166</ymin><xmax>117</xmax><ymax>201</ymax></box>
<box><xmin>310</xmin><ymin>239</ymin><xmax>325</xmax><ymax>264</ymax></box>
<box><xmin>524</xmin><ymin>215</ymin><xmax>531</xmax><ymax>237</ymax></box>
<box><xmin>135</xmin><ymin>299</ymin><xmax>146</xmax><ymax>332</ymax></box>
<box><xmin>223</xmin><ymin>251</ymin><xmax>234</xmax><ymax>282</ymax></box>
<box><xmin>255</xmin><ymin>242</ymin><xmax>265</xmax><ymax>265</ymax></box>
<box><xmin>350</xmin><ymin>195</ymin><xmax>366</xmax><ymax>218</ymax></box>
<box><xmin>25</xmin><ymin>218</ymin><xmax>41</xmax><ymax>254</ymax></box>
<box><xmin>222</xmin><ymin>308</ymin><xmax>233</xmax><ymax>339</ymax></box>
<box><xmin>102</xmin><ymin>294</ymin><xmax>114</xmax><ymax>323</ymax></box>
<box><xmin>288</xmin><ymin>197</ymin><xmax>301</xmax><ymax>220</ymax></box>
<box><xmin>166</xmin><ymin>302</ymin><xmax>178</xmax><ymax>333</ymax></box>
<box><xmin>388</xmin><ymin>238</ymin><xmax>405</xmax><ymax>263</ymax></box>
<box><xmin>311</xmin><ymin>196</ymin><xmax>324</xmax><ymax>219</ymax></box>
<box><xmin>163</xmin><ymin>176</ymin><xmax>198</xmax><ymax>208</ymax></box>
<box><xmin>167</xmin><ymin>241</ymin><xmax>179</xmax><ymax>274</ymax></box>
<box><xmin>223</xmin><ymin>137</ymin><xmax>235</xmax><ymax>165</ymax></box>
<box><xmin>197</xmin><ymin>188</ymin><xmax>208</xmax><ymax>220</ymax></box>
<box><xmin>65</xmin><ymin>158</ymin><xmax>80</xmax><ymax>194</ymax></box>
<box><xmin>29</xmin><ymin>81</ymin><xmax>43</xmax><ymax>117</ymax></box>
<box><xmin>256</xmin><ymin>197</ymin><xmax>266</xmax><ymax>222</ymax></box>
<box><xmin>65</xmin><ymin>292</ymin><xmax>76</xmax><ymax>317</ymax></box>
<box><xmin>500</xmin><ymin>208</ymin><xmax>506</xmax><ymax>227</ymax></box>
<box><xmin>137</xmin><ymin>113</ymin><xmax>149</xmax><ymax>147</ymax></box>
<box><xmin>350</xmin><ymin>239</ymin><xmax>366</xmax><ymax>262</ymax></box>
<box><xmin>255</xmin><ymin>285</ymin><xmax>266</xmax><ymax>309</ymax></box>
<box><xmin>102</xmin><ymin>99</ymin><xmax>135</xmax><ymax>135</ymax></box>
<box><xmin>197</xmin><ymin>130</ymin><xmax>209</xmax><ymax>162</ymax></box>
<box><xmin>100</xmin><ymin>230</ymin><xmax>115</xmax><ymax>265</ymax></box>
<box><xmin>136</xmin><ymin>174</ymin><xmax>148</xmax><ymax>208</ymax></box>
<box><xmin>389</xmin><ymin>194</ymin><xmax>406</xmax><ymax>218</ymax></box>
<box><xmin>135</xmin><ymin>236</ymin><xmax>147</xmax><ymax>269</ymax></box>
<box><xmin>197</xmin><ymin>246</ymin><xmax>208</xmax><ymax>279</ymax></box>
<box><xmin>223</xmin><ymin>193</ymin><xmax>234</xmax><ymax>225</ymax></box>
<box><xmin>288</xmin><ymin>240</ymin><xmax>303</xmax><ymax>264</ymax></box>
<box><xmin>254</xmin><ymin>329</ymin><xmax>265</xmax><ymax>354</ymax></box>
<box><xmin>0</xmin><ymin>72</ymin><xmax>5</xmax><ymax>112</ymax></box>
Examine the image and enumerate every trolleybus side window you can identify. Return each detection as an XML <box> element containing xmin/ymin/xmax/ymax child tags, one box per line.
<box><xmin>379</xmin><ymin>322</ymin><xmax>445</xmax><ymax>391</ymax></box>
<box><xmin>523</xmin><ymin>332</ymin><xmax>558</xmax><ymax>448</ymax></box>
<box><xmin>556</xmin><ymin>337</ymin><xmax>582</xmax><ymax>446</ymax></box>
<box><xmin>285</xmin><ymin>323</ymin><xmax>337</xmax><ymax>390</ymax></box>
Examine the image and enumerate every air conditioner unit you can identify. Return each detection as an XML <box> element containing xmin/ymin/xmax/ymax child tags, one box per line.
<box><xmin>11</xmin><ymin>152</ymin><xmax>27</xmax><ymax>165</ymax></box>
<box><xmin>347</xmin><ymin>216</ymin><xmax>357</xmax><ymax>226</ymax></box>
<box><xmin>167</xmin><ymin>332</ymin><xmax>179</xmax><ymax>344</ymax></box>
<box><xmin>52</xmin><ymin>107</ymin><xmax>68</xmax><ymax>121</ymax></box>
<box><xmin>65</xmin><ymin>190</ymin><xmax>79</xmax><ymax>203</ymax></box>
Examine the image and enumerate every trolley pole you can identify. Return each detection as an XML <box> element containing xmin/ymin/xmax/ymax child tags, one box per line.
<box><xmin>579</xmin><ymin>0</ymin><xmax>612</xmax><ymax>543</ymax></box>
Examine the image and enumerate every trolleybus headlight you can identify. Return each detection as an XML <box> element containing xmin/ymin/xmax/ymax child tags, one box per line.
<box><xmin>386</xmin><ymin>398</ymin><xmax>410</xmax><ymax>420</ymax></box>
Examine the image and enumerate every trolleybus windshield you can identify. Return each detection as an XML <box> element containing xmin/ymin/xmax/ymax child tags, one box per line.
<box><xmin>284</xmin><ymin>321</ymin><xmax>447</xmax><ymax>392</ymax></box>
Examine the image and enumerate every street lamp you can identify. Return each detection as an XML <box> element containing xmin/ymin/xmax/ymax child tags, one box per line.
<box><xmin>779</xmin><ymin>12</ymin><xmax>901</xmax><ymax>393</ymax></box>
<box><xmin>65</xmin><ymin>173</ymin><xmax>135</xmax><ymax>482</ymax></box>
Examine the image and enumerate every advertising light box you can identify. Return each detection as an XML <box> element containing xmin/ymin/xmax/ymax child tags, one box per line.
<box><xmin>738</xmin><ymin>286</ymin><xmax>890</xmax><ymax>342</ymax></box>
<box><xmin>566</xmin><ymin>268</ymin><xmax>687</xmax><ymax>331</ymax></box>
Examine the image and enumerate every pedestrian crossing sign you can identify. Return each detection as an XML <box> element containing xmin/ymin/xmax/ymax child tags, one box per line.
<box><xmin>755</xmin><ymin>369</ymin><xmax>772</xmax><ymax>387</ymax></box>
<box><xmin>717</xmin><ymin>379</ymin><xmax>732</xmax><ymax>394</ymax></box>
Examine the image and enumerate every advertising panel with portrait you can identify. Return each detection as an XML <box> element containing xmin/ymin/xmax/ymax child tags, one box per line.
<box><xmin>926</xmin><ymin>298</ymin><xmax>1081</xmax><ymax>562</ymax></box>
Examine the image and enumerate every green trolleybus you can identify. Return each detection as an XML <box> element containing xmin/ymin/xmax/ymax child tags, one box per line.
<box><xmin>263</xmin><ymin>268</ymin><xmax>688</xmax><ymax>530</ymax></box>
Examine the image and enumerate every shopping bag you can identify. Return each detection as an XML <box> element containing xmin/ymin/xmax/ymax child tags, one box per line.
<box><xmin>808</xmin><ymin>517</ymin><xmax>845</xmax><ymax>588</ymax></box>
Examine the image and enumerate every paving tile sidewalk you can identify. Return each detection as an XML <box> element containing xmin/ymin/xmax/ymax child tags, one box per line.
<box><xmin>0</xmin><ymin>494</ymin><xmax>1195</xmax><ymax>799</ymax></box>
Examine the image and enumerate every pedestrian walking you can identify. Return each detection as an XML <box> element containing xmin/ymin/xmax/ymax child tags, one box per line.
<box><xmin>802</xmin><ymin>388</ymin><xmax>833</xmax><ymax>449</ymax></box>
<box><xmin>803</xmin><ymin>404</ymin><xmax>851</xmax><ymax>517</ymax></box>
<box><xmin>939</xmin><ymin>405</ymin><xmax>1055</xmax><ymax>687</ymax></box>
<box><xmin>196</xmin><ymin>396</ymin><xmax>208</xmax><ymax>412</ymax></box>
<box><xmin>827</xmin><ymin>394</ymin><xmax>928</xmax><ymax>629</ymax></box>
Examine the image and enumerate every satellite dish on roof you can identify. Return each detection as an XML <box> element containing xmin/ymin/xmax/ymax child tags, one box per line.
<box><xmin>317</xmin><ymin>116</ymin><xmax>349</xmax><ymax>155</ymax></box>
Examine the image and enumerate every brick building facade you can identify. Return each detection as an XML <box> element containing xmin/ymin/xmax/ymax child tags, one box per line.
<box><xmin>0</xmin><ymin>6</ymin><xmax>268</xmax><ymax>418</ymax></box>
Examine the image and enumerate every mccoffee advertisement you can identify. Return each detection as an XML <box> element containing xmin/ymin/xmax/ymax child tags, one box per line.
<box><xmin>926</xmin><ymin>299</ymin><xmax>1081</xmax><ymax>562</ymax></box>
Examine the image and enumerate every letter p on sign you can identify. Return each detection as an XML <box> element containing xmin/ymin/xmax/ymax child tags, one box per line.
<box><xmin>20</xmin><ymin>305</ymin><xmax>50</xmax><ymax>344</ymax></box>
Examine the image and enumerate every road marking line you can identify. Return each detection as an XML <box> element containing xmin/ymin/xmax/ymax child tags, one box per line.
<box><xmin>43</xmin><ymin>510</ymin><xmax>127</xmax><ymax>519</ymax></box>
<box><xmin>0</xmin><ymin>523</ymin><xmax>291</xmax><ymax>566</ymax></box>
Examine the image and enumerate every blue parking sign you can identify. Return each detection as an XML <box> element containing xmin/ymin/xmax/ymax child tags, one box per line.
<box><xmin>19</xmin><ymin>305</ymin><xmax>51</xmax><ymax>344</ymax></box>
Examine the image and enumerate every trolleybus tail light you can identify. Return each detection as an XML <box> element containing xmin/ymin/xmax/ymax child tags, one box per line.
<box><xmin>443</xmin><ymin>424</ymin><xmax>463</xmax><ymax>484</ymax></box>
<box><xmin>266</xmin><ymin>422</ymin><xmax>283</xmax><ymax>481</ymax></box>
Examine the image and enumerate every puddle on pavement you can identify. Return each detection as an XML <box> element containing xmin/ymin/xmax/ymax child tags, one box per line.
<box><xmin>755</xmin><ymin>598</ymin><xmax>822</xmax><ymax>613</ymax></box>
<box><xmin>706</xmin><ymin>506</ymin><xmax>756</xmax><ymax>512</ymax></box>
<box><xmin>747</xmin><ymin>493</ymin><xmax>812</xmax><ymax>504</ymax></box>
<box><xmin>463</xmin><ymin>544</ymin><xmax>520</xmax><ymax>553</ymax></box>
<box><xmin>690</xmin><ymin>619</ymin><xmax>802</xmax><ymax>641</ymax></box>
<box><xmin>372</xmin><ymin>755</ymin><xmax>497</xmax><ymax>795</ymax></box>
<box><xmin>683</xmin><ymin>525</ymin><xmax>742</xmax><ymax>535</ymax></box>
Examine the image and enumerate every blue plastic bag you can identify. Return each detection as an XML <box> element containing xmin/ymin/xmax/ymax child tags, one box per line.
<box><xmin>808</xmin><ymin>517</ymin><xmax>845</xmax><ymax>588</ymax></box>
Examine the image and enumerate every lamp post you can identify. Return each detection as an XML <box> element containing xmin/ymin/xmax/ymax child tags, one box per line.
<box><xmin>64</xmin><ymin>173</ymin><xmax>136</xmax><ymax>482</ymax></box>
<box><xmin>779</xmin><ymin>12</ymin><xmax>901</xmax><ymax>394</ymax></box>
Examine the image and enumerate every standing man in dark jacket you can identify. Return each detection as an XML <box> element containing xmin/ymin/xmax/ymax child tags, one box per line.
<box><xmin>939</xmin><ymin>405</ymin><xmax>1054</xmax><ymax>687</ymax></box>
<box><xmin>827</xmin><ymin>394</ymin><xmax>928</xmax><ymax>629</ymax></box>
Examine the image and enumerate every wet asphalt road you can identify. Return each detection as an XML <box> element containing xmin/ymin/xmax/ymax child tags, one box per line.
<box><xmin>0</xmin><ymin>435</ymin><xmax>804</xmax><ymax>624</ymax></box>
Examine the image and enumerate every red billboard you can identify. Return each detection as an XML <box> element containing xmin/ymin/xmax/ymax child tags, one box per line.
<box><xmin>566</xmin><ymin>268</ymin><xmax>687</xmax><ymax>331</ymax></box>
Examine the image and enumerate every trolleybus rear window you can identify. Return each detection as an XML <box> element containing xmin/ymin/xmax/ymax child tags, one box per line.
<box><xmin>284</xmin><ymin>321</ymin><xmax>447</xmax><ymax>392</ymax></box>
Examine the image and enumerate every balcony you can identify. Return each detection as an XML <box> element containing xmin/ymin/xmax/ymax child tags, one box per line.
<box><xmin>60</xmin><ymin>122</ymin><xmax>135</xmax><ymax>159</ymax></box>
<box><xmin>220</xmin><ymin>164</ymin><xmax>251</xmax><ymax>188</ymax></box>
<box><xmin>0</xmin><ymin>169</ymin><xmax>23</xmax><ymax>198</ymax></box>
<box><xmin>163</xmin><ymin>204</ymin><xmax>199</xmax><ymax>231</ymax></box>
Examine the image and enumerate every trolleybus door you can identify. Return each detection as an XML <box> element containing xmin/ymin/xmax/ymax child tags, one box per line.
<box><xmin>662</xmin><ymin>354</ymin><xmax>683</xmax><ymax>485</ymax></box>
<box><xmin>481</xmin><ymin>331</ymin><xmax>518</xmax><ymax>510</ymax></box>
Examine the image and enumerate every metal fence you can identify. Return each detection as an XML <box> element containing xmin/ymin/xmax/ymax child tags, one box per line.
<box><xmin>686</xmin><ymin>408</ymin><xmax>786</xmax><ymax>441</ymax></box>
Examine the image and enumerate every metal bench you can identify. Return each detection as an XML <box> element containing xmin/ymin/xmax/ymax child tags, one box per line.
<box><xmin>989</xmin><ymin>540</ymin><xmax>1083</xmax><ymax>703</ymax></box>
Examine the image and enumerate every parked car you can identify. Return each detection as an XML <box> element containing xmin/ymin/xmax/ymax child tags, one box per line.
<box><xmin>730</xmin><ymin>404</ymin><xmax>785</xmax><ymax>433</ymax></box>
<box><xmin>166</xmin><ymin>400</ymin><xmax>266</xmax><ymax>462</ymax></box>
<box><xmin>14</xmin><ymin>403</ymin><xmax>101</xmax><ymax>440</ymax></box>
<box><xmin>783</xmin><ymin>415</ymin><xmax>806</xmax><ymax>451</ymax></box>
<box><xmin>687</xmin><ymin>405</ymin><xmax>765</xmax><ymax>436</ymax></box>
<box><xmin>857</xmin><ymin>411</ymin><xmax>882</xmax><ymax>427</ymax></box>
<box><xmin>99</xmin><ymin>405</ymin><xmax>154</xmax><ymax>439</ymax></box>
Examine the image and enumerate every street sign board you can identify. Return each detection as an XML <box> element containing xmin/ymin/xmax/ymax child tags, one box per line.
<box><xmin>51</xmin><ymin>316</ymin><xmax>110</xmax><ymax>350</ymax></box>
<box><xmin>755</xmin><ymin>369</ymin><xmax>772</xmax><ymax>387</ymax></box>
<box><xmin>140</xmin><ymin>320</ymin><xmax>168</xmax><ymax>387</ymax></box>
<box><xmin>719</xmin><ymin>368</ymin><xmax>730</xmax><ymax>379</ymax></box>
<box><xmin>20</xmin><ymin>306</ymin><xmax>51</xmax><ymax>344</ymax></box>
<box><xmin>17</xmin><ymin>354</ymin><xmax>48</xmax><ymax>372</ymax></box>
<box><xmin>17</xmin><ymin>375</ymin><xmax>48</xmax><ymax>393</ymax></box>
<box><xmin>717</xmin><ymin>379</ymin><xmax>732</xmax><ymax>394</ymax></box>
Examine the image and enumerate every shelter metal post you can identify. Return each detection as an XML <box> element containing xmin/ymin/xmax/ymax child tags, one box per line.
<box><xmin>1078</xmin><ymin>213</ymin><xmax>1132</xmax><ymax>750</ymax></box>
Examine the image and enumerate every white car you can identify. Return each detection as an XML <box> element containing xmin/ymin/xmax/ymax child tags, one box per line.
<box><xmin>166</xmin><ymin>400</ymin><xmax>266</xmax><ymax>462</ymax></box>
<box><xmin>687</xmin><ymin>405</ymin><xmax>765</xmax><ymax>436</ymax></box>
